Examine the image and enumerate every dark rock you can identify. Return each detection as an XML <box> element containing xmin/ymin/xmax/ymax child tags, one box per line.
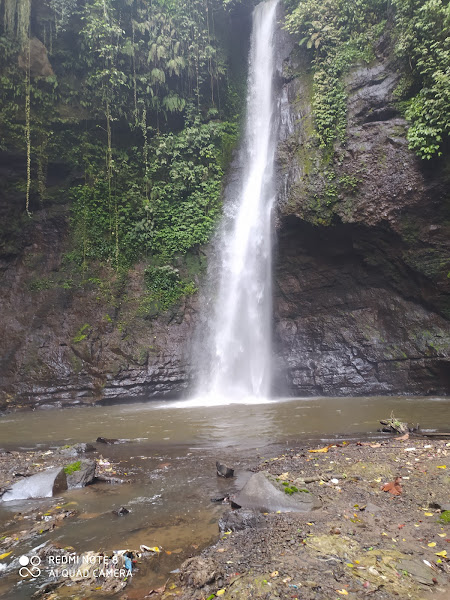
<box><xmin>274</xmin><ymin>33</ymin><xmax>450</xmax><ymax>397</ymax></box>
<box><xmin>74</xmin><ymin>443</ymin><xmax>96</xmax><ymax>453</ymax></box>
<box><xmin>1</xmin><ymin>467</ymin><xmax>67</xmax><ymax>501</ymax></box>
<box><xmin>218</xmin><ymin>509</ymin><xmax>262</xmax><ymax>532</ymax></box>
<box><xmin>112</xmin><ymin>506</ymin><xmax>130</xmax><ymax>516</ymax></box>
<box><xmin>96</xmin><ymin>437</ymin><xmax>119</xmax><ymax>445</ymax></box>
<box><xmin>60</xmin><ymin>443</ymin><xmax>96</xmax><ymax>457</ymax></box>
<box><xmin>216</xmin><ymin>461</ymin><xmax>234</xmax><ymax>478</ymax></box>
<box><xmin>210</xmin><ymin>495</ymin><xmax>229</xmax><ymax>503</ymax></box>
<box><xmin>66</xmin><ymin>460</ymin><xmax>96</xmax><ymax>489</ymax></box>
<box><xmin>179</xmin><ymin>557</ymin><xmax>222</xmax><ymax>588</ymax></box>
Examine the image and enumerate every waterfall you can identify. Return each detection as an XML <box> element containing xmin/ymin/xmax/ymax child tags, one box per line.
<box><xmin>193</xmin><ymin>0</ymin><xmax>280</xmax><ymax>405</ymax></box>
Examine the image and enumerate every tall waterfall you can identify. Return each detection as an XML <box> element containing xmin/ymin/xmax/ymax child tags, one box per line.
<box><xmin>194</xmin><ymin>0</ymin><xmax>279</xmax><ymax>404</ymax></box>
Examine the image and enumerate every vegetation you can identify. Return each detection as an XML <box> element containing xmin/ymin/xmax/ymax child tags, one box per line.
<box><xmin>1</xmin><ymin>0</ymin><xmax>449</xmax><ymax>314</ymax></box>
<box><xmin>284</xmin><ymin>0</ymin><xmax>388</xmax><ymax>150</ymax></box>
<box><xmin>64</xmin><ymin>460</ymin><xmax>82</xmax><ymax>475</ymax></box>
<box><xmin>392</xmin><ymin>0</ymin><xmax>450</xmax><ymax>159</ymax></box>
<box><xmin>284</xmin><ymin>0</ymin><xmax>450</xmax><ymax>159</ymax></box>
<box><xmin>0</xmin><ymin>0</ymin><xmax>243</xmax><ymax>308</ymax></box>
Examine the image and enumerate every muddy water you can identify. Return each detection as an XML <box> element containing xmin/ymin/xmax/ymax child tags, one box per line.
<box><xmin>1</xmin><ymin>396</ymin><xmax>449</xmax><ymax>599</ymax></box>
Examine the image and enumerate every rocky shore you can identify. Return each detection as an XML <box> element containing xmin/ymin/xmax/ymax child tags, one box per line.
<box><xmin>1</xmin><ymin>434</ymin><xmax>449</xmax><ymax>600</ymax></box>
<box><xmin>174</xmin><ymin>435</ymin><xmax>450</xmax><ymax>600</ymax></box>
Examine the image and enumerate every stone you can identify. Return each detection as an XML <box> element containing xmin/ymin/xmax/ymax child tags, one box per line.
<box><xmin>232</xmin><ymin>472</ymin><xmax>318</xmax><ymax>513</ymax></box>
<box><xmin>18</xmin><ymin>37</ymin><xmax>54</xmax><ymax>78</ymax></box>
<box><xmin>216</xmin><ymin>461</ymin><xmax>234</xmax><ymax>478</ymax></box>
<box><xmin>96</xmin><ymin>437</ymin><xmax>119</xmax><ymax>445</ymax></box>
<box><xmin>179</xmin><ymin>557</ymin><xmax>222</xmax><ymax>589</ymax></box>
<box><xmin>219</xmin><ymin>509</ymin><xmax>262</xmax><ymax>532</ymax></box>
<box><xmin>112</xmin><ymin>506</ymin><xmax>130</xmax><ymax>516</ymax></box>
<box><xmin>1</xmin><ymin>467</ymin><xmax>67</xmax><ymax>501</ymax></box>
<box><xmin>364</xmin><ymin>503</ymin><xmax>383</xmax><ymax>515</ymax></box>
<box><xmin>66</xmin><ymin>460</ymin><xmax>96</xmax><ymax>489</ymax></box>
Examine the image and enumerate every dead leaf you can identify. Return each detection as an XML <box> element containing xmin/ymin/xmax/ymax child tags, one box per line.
<box><xmin>309</xmin><ymin>445</ymin><xmax>332</xmax><ymax>453</ymax></box>
<box><xmin>381</xmin><ymin>477</ymin><xmax>402</xmax><ymax>495</ymax></box>
<box><xmin>147</xmin><ymin>583</ymin><xmax>167</xmax><ymax>596</ymax></box>
<box><xmin>397</xmin><ymin>433</ymin><xmax>409</xmax><ymax>441</ymax></box>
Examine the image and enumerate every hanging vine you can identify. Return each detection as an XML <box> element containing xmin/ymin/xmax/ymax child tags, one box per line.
<box><xmin>25</xmin><ymin>35</ymin><xmax>31</xmax><ymax>217</ymax></box>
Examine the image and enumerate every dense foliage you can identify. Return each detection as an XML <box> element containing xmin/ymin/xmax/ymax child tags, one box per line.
<box><xmin>284</xmin><ymin>0</ymin><xmax>388</xmax><ymax>150</ymax></box>
<box><xmin>284</xmin><ymin>0</ymin><xmax>450</xmax><ymax>159</ymax></box>
<box><xmin>392</xmin><ymin>0</ymin><xmax>450</xmax><ymax>159</ymax></box>
<box><xmin>0</xmin><ymin>0</ymin><xmax>242</xmax><ymax>288</ymax></box>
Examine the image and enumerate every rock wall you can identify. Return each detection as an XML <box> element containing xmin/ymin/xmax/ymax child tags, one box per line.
<box><xmin>0</xmin><ymin>160</ymin><xmax>197</xmax><ymax>409</ymax></box>
<box><xmin>1</xmin><ymin>16</ymin><xmax>449</xmax><ymax>409</ymax></box>
<box><xmin>273</xmin><ymin>31</ymin><xmax>450</xmax><ymax>396</ymax></box>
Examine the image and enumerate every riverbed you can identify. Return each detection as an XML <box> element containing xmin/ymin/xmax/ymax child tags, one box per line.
<box><xmin>1</xmin><ymin>395</ymin><xmax>449</xmax><ymax>599</ymax></box>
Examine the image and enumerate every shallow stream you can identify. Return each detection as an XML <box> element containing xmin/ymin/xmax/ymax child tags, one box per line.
<box><xmin>1</xmin><ymin>395</ymin><xmax>449</xmax><ymax>599</ymax></box>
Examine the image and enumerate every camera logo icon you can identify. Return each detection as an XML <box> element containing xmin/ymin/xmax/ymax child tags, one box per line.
<box><xmin>18</xmin><ymin>555</ymin><xmax>41</xmax><ymax>578</ymax></box>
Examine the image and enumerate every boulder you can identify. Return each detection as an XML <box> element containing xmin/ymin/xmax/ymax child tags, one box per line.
<box><xmin>219</xmin><ymin>509</ymin><xmax>262</xmax><ymax>532</ymax></box>
<box><xmin>179</xmin><ymin>557</ymin><xmax>222</xmax><ymax>589</ymax></box>
<box><xmin>1</xmin><ymin>467</ymin><xmax>67</xmax><ymax>501</ymax></box>
<box><xmin>66</xmin><ymin>460</ymin><xmax>96</xmax><ymax>489</ymax></box>
<box><xmin>232</xmin><ymin>471</ymin><xmax>318</xmax><ymax>513</ymax></box>
<box><xmin>216</xmin><ymin>461</ymin><xmax>234</xmax><ymax>478</ymax></box>
<box><xmin>18</xmin><ymin>37</ymin><xmax>54</xmax><ymax>78</ymax></box>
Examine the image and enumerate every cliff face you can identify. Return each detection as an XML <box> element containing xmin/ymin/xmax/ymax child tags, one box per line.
<box><xmin>0</xmin><ymin>161</ymin><xmax>197</xmax><ymax>409</ymax></box>
<box><xmin>273</xmin><ymin>36</ymin><xmax>450</xmax><ymax>396</ymax></box>
<box><xmin>1</xmin><ymin>18</ymin><xmax>450</xmax><ymax>409</ymax></box>
<box><xmin>0</xmin><ymin>208</ymin><xmax>197</xmax><ymax>409</ymax></box>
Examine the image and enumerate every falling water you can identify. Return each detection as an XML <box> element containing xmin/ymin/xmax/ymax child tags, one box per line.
<box><xmin>194</xmin><ymin>0</ymin><xmax>280</xmax><ymax>405</ymax></box>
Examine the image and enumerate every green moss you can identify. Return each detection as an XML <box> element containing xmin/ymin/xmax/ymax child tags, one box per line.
<box><xmin>29</xmin><ymin>277</ymin><xmax>54</xmax><ymax>291</ymax></box>
<box><xmin>439</xmin><ymin>511</ymin><xmax>450</xmax><ymax>524</ymax></box>
<box><xmin>64</xmin><ymin>461</ymin><xmax>81</xmax><ymax>475</ymax></box>
<box><xmin>72</xmin><ymin>324</ymin><xmax>91</xmax><ymax>344</ymax></box>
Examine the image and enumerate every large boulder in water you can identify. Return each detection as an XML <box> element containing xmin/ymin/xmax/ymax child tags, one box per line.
<box><xmin>1</xmin><ymin>467</ymin><xmax>67</xmax><ymax>502</ymax></box>
<box><xmin>233</xmin><ymin>471</ymin><xmax>319</xmax><ymax>513</ymax></box>
<box><xmin>66</xmin><ymin>459</ymin><xmax>96</xmax><ymax>489</ymax></box>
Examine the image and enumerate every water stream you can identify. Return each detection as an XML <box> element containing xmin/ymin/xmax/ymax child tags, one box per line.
<box><xmin>1</xmin><ymin>395</ymin><xmax>450</xmax><ymax>599</ymax></box>
<box><xmin>196</xmin><ymin>0</ymin><xmax>279</xmax><ymax>402</ymax></box>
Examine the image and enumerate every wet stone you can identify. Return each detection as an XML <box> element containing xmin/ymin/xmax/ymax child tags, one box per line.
<box><xmin>1</xmin><ymin>467</ymin><xmax>67</xmax><ymax>501</ymax></box>
<box><xmin>232</xmin><ymin>471</ymin><xmax>319</xmax><ymax>513</ymax></box>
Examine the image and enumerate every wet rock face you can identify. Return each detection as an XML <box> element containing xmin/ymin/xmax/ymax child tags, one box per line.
<box><xmin>274</xmin><ymin>40</ymin><xmax>450</xmax><ymax>396</ymax></box>
<box><xmin>273</xmin><ymin>219</ymin><xmax>450</xmax><ymax>396</ymax></box>
<box><xmin>1</xmin><ymin>467</ymin><xmax>67</xmax><ymax>501</ymax></box>
<box><xmin>0</xmin><ymin>204</ymin><xmax>195</xmax><ymax>409</ymax></box>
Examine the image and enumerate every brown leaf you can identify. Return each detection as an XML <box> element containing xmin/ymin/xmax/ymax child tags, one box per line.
<box><xmin>309</xmin><ymin>444</ymin><xmax>332</xmax><ymax>453</ymax></box>
<box><xmin>381</xmin><ymin>477</ymin><xmax>403</xmax><ymax>495</ymax></box>
<box><xmin>147</xmin><ymin>583</ymin><xmax>166</xmax><ymax>596</ymax></box>
<box><xmin>397</xmin><ymin>433</ymin><xmax>409</xmax><ymax>441</ymax></box>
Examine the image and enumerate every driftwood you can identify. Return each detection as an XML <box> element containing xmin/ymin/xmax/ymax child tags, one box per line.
<box><xmin>379</xmin><ymin>415</ymin><xmax>408</xmax><ymax>434</ymax></box>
